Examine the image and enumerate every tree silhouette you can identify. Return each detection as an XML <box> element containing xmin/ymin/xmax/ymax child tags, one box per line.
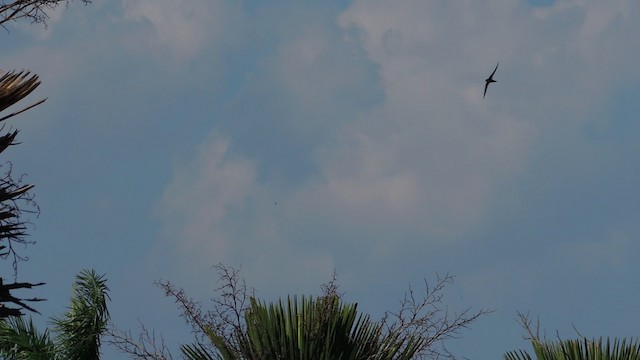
<box><xmin>0</xmin><ymin>70</ymin><xmax>46</xmax><ymax>317</ymax></box>
<box><xmin>0</xmin><ymin>0</ymin><xmax>94</xmax><ymax>321</ymax></box>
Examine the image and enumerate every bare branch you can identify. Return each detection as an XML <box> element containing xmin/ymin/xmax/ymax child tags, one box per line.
<box><xmin>383</xmin><ymin>273</ymin><xmax>494</xmax><ymax>359</ymax></box>
<box><xmin>0</xmin><ymin>161</ymin><xmax>40</xmax><ymax>276</ymax></box>
<box><xmin>155</xmin><ymin>279</ymin><xmax>209</xmax><ymax>338</ymax></box>
<box><xmin>515</xmin><ymin>311</ymin><xmax>544</xmax><ymax>342</ymax></box>
<box><xmin>132</xmin><ymin>265</ymin><xmax>490</xmax><ymax>360</ymax></box>
<box><xmin>0</xmin><ymin>0</ymin><xmax>92</xmax><ymax>29</ymax></box>
<box><xmin>153</xmin><ymin>264</ymin><xmax>254</xmax><ymax>357</ymax></box>
<box><xmin>206</xmin><ymin>263</ymin><xmax>252</xmax><ymax>354</ymax></box>
<box><xmin>107</xmin><ymin>322</ymin><xmax>174</xmax><ymax>360</ymax></box>
<box><xmin>319</xmin><ymin>269</ymin><xmax>343</xmax><ymax>300</ymax></box>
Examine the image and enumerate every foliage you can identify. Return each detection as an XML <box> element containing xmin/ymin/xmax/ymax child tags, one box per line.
<box><xmin>0</xmin><ymin>71</ymin><xmax>43</xmax><ymax>268</ymax></box>
<box><xmin>504</xmin><ymin>338</ymin><xmax>640</xmax><ymax>360</ymax></box>
<box><xmin>504</xmin><ymin>312</ymin><xmax>640</xmax><ymax>360</ymax></box>
<box><xmin>181</xmin><ymin>295</ymin><xmax>422</xmax><ymax>360</ymax></box>
<box><xmin>0</xmin><ymin>315</ymin><xmax>55</xmax><ymax>359</ymax></box>
<box><xmin>243</xmin><ymin>295</ymin><xmax>422</xmax><ymax>359</ymax></box>
<box><xmin>52</xmin><ymin>269</ymin><xmax>110</xmax><ymax>359</ymax></box>
<box><xmin>0</xmin><ymin>0</ymin><xmax>95</xmax><ymax>318</ymax></box>
<box><xmin>0</xmin><ymin>269</ymin><xmax>110</xmax><ymax>359</ymax></box>
<box><xmin>0</xmin><ymin>70</ymin><xmax>46</xmax><ymax>317</ymax></box>
<box><xmin>111</xmin><ymin>264</ymin><xmax>491</xmax><ymax>360</ymax></box>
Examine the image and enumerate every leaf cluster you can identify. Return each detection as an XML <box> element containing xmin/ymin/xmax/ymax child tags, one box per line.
<box><xmin>0</xmin><ymin>270</ymin><xmax>110</xmax><ymax>359</ymax></box>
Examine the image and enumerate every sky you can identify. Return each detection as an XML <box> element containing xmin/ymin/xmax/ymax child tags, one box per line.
<box><xmin>1</xmin><ymin>0</ymin><xmax>640</xmax><ymax>358</ymax></box>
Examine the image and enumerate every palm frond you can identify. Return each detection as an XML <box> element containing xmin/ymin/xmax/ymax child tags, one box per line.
<box><xmin>52</xmin><ymin>269</ymin><xmax>110</xmax><ymax>360</ymax></box>
<box><xmin>0</xmin><ymin>70</ymin><xmax>42</xmax><ymax>115</ymax></box>
<box><xmin>181</xmin><ymin>342</ymin><xmax>222</xmax><ymax>360</ymax></box>
<box><xmin>505</xmin><ymin>338</ymin><xmax>640</xmax><ymax>360</ymax></box>
<box><xmin>238</xmin><ymin>295</ymin><xmax>418</xmax><ymax>360</ymax></box>
<box><xmin>0</xmin><ymin>315</ymin><xmax>55</xmax><ymax>359</ymax></box>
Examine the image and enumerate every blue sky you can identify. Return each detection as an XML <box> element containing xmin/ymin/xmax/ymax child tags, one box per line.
<box><xmin>2</xmin><ymin>0</ymin><xmax>640</xmax><ymax>358</ymax></box>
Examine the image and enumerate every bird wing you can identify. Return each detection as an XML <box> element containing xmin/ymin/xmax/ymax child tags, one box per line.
<box><xmin>490</xmin><ymin>62</ymin><xmax>499</xmax><ymax>78</ymax></box>
<box><xmin>483</xmin><ymin>81</ymin><xmax>489</xmax><ymax>98</ymax></box>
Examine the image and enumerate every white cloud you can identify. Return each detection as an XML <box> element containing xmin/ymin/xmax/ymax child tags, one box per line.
<box><xmin>154</xmin><ymin>132</ymin><xmax>336</xmax><ymax>293</ymax></box>
<box><xmin>156</xmin><ymin>133</ymin><xmax>256</xmax><ymax>261</ymax></box>
<box><xmin>156</xmin><ymin>2</ymin><xmax>537</xmax><ymax>276</ymax></box>
<box><xmin>323</xmin><ymin>0</ymin><xmax>640</xmax><ymax>240</ymax></box>
<box><xmin>155</xmin><ymin>0</ymin><xmax>640</xmax><ymax>293</ymax></box>
<box><xmin>121</xmin><ymin>0</ymin><xmax>243</xmax><ymax>62</ymax></box>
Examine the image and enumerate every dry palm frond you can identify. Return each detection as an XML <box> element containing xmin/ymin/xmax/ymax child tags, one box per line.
<box><xmin>0</xmin><ymin>70</ymin><xmax>46</xmax><ymax>122</ymax></box>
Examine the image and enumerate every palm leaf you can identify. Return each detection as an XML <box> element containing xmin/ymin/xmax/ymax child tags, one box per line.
<box><xmin>52</xmin><ymin>269</ymin><xmax>110</xmax><ymax>360</ymax></box>
<box><xmin>0</xmin><ymin>70</ymin><xmax>45</xmax><ymax>117</ymax></box>
<box><xmin>0</xmin><ymin>315</ymin><xmax>55</xmax><ymax>359</ymax></box>
<box><xmin>505</xmin><ymin>338</ymin><xmax>640</xmax><ymax>360</ymax></box>
<box><xmin>186</xmin><ymin>294</ymin><xmax>422</xmax><ymax>360</ymax></box>
<box><xmin>181</xmin><ymin>323</ymin><xmax>239</xmax><ymax>360</ymax></box>
<box><xmin>242</xmin><ymin>295</ymin><xmax>418</xmax><ymax>360</ymax></box>
<box><xmin>182</xmin><ymin>342</ymin><xmax>222</xmax><ymax>360</ymax></box>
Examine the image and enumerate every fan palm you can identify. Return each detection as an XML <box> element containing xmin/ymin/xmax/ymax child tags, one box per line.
<box><xmin>504</xmin><ymin>338</ymin><xmax>640</xmax><ymax>360</ymax></box>
<box><xmin>182</xmin><ymin>295</ymin><xmax>421</xmax><ymax>360</ymax></box>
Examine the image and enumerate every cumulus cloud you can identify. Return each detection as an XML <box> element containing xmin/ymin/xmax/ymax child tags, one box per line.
<box><xmin>122</xmin><ymin>0</ymin><xmax>243</xmax><ymax>62</ymax></box>
<box><xmin>155</xmin><ymin>0</ymin><xmax>640</xmax><ymax>292</ymax></box>
<box><xmin>156</xmin><ymin>133</ymin><xmax>256</xmax><ymax>261</ymax></box>
<box><xmin>154</xmin><ymin>132</ymin><xmax>335</xmax><ymax>292</ymax></box>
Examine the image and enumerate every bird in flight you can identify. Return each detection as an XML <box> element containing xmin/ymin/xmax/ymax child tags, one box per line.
<box><xmin>484</xmin><ymin>62</ymin><xmax>499</xmax><ymax>99</ymax></box>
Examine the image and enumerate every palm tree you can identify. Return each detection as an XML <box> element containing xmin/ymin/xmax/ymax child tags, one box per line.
<box><xmin>181</xmin><ymin>295</ymin><xmax>422</xmax><ymax>360</ymax></box>
<box><xmin>504</xmin><ymin>338</ymin><xmax>640</xmax><ymax>360</ymax></box>
<box><xmin>0</xmin><ymin>269</ymin><xmax>110</xmax><ymax>359</ymax></box>
<box><xmin>112</xmin><ymin>265</ymin><xmax>488</xmax><ymax>359</ymax></box>
<box><xmin>52</xmin><ymin>269</ymin><xmax>110</xmax><ymax>359</ymax></box>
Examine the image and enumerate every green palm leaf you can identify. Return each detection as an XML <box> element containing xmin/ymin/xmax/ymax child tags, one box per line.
<box><xmin>0</xmin><ymin>316</ymin><xmax>55</xmax><ymax>359</ymax></box>
<box><xmin>242</xmin><ymin>295</ymin><xmax>418</xmax><ymax>360</ymax></box>
<box><xmin>505</xmin><ymin>338</ymin><xmax>640</xmax><ymax>360</ymax></box>
<box><xmin>52</xmin><ymin>269</ymin><xmax>110</xmax><ymax>360</ymax></box>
